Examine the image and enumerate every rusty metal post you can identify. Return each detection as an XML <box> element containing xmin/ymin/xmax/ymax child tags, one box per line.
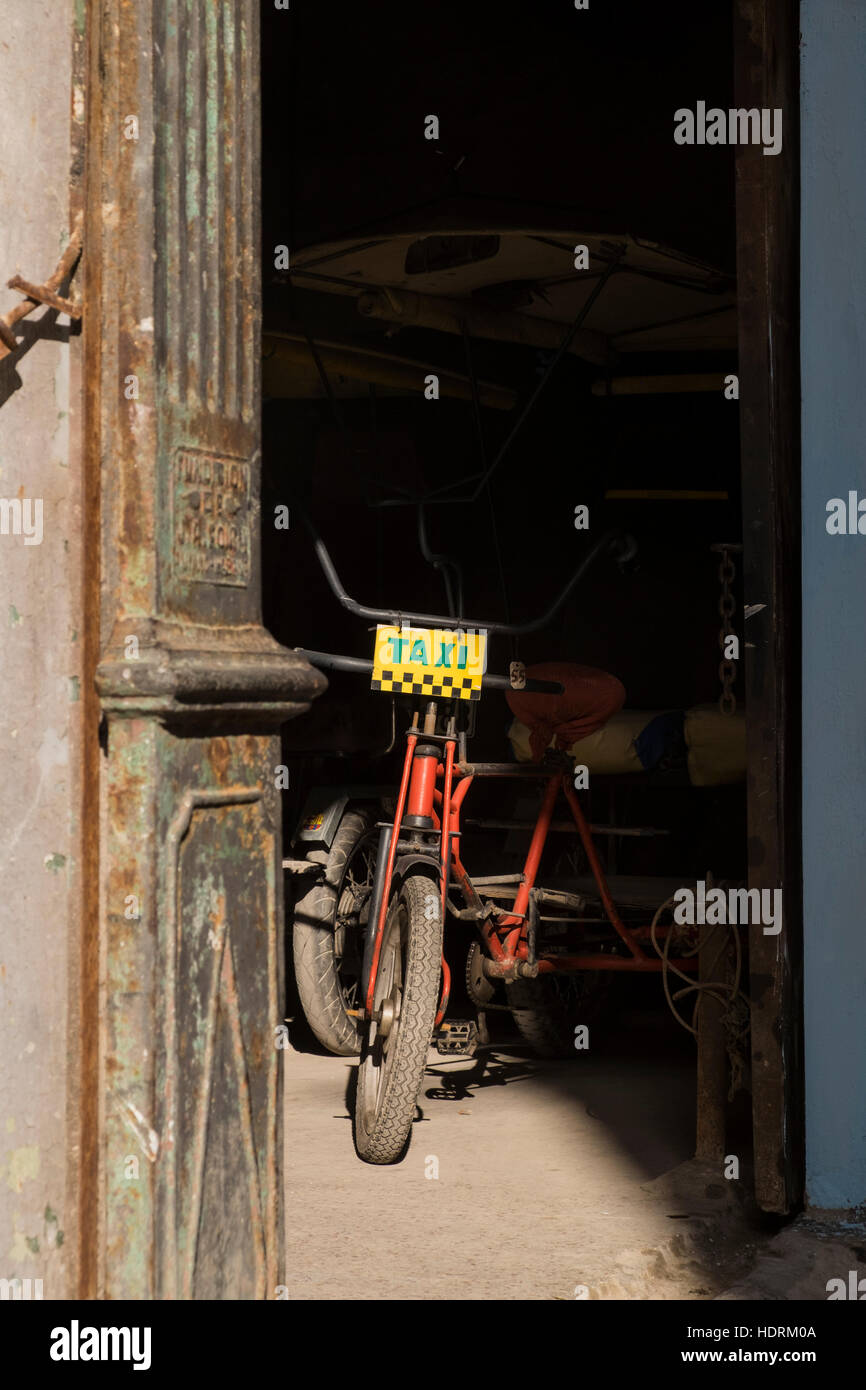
<box><xmin>734</xmin><ymin>0</ymin><xmax>803</xmax><ymax>1214</ymax></box>
<box><xmin>84</xmin><ymin>0</ymin><xmax>324</xmax><ymax>1298</ymax></box>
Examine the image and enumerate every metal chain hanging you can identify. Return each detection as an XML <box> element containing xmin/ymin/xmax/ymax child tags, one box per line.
<box><xmin>710</xmin><ymin>542</ymin><xmax>742</xmax><ymax>716</ymax></box>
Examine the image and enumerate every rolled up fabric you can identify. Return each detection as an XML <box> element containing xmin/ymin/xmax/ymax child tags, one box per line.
<box><xmin>505</xmin><ymin>662</ymin><xmax>626</xmax><ymax>763</ymax></box>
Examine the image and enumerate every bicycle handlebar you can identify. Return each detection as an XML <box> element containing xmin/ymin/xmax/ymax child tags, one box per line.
<box><xmin>294</xmin><ymin>648</ymin><xmax>565</xmax><ymax>696</ymax></box>
<box><xmin>303</xmin><ymin>514</ymin><xmax>637</xmax><ymax>637</ymax></box>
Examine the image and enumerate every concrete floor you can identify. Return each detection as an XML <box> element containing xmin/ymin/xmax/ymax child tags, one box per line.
<box><xmin>283</xmin><ymin>1007</ymin><xmax>761</xmax><ymax>1299</ymax></box>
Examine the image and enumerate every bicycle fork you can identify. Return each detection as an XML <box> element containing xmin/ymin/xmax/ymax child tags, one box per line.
<box><xmin>359</xmin><ymin>702</ymin><xmax>456</xmax><ymax>1025</ymax></box>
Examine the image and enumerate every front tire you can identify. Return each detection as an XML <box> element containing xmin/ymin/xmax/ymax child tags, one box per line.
<box><xmin>354</xmin><ymin>870</ymin><xmax>443</xmax><ymax>1164</ymax></box>
<box><xmin>292</xmin><ymin>807</ymin><xmax>377</xmax><ymax>1056</ymax></box>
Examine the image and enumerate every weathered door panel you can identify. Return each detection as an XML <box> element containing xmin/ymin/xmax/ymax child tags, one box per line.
<box><xmin>87</xmin><ymin>0</ymin><xmax>324</xmax><ymax>1297</ymax></box>
<box><xmin>163</xmin><ymin>745</ymin><xmax>280</xmax><ymax>1300</ymax></box>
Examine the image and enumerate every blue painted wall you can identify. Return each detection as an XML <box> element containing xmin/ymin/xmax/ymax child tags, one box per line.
<box><xmin>801</xmin><ymin>0</ymin><xmax>866</xmax><ymax>1210</ymax></box>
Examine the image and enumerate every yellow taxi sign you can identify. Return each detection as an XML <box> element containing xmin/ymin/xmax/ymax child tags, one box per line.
<box><xmin>371</xmin><ymin>625</ymin><xmax>488</xmax><ymax>701</ymax></box>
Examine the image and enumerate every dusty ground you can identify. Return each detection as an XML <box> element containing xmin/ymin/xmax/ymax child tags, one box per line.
<box><xmin>716</xmin><ymin>1217</ymin><xmax>866</xmax><ymax>1300</ymax></box>
<box><xmin>283</xmin><ymin>1007</ymin><xmax>766</xmax><ymax>1300</ymax></box>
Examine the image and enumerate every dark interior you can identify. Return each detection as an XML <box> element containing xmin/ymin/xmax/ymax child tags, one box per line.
<box><xmin>261</xmin><ymin>0</ymin><xmax>747</xmax><ymax>1061</ymax></box>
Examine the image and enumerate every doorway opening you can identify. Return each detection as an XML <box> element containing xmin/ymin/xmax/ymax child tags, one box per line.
<box><xmin>260</xmin><ymin>0</ymin><xmax>800</xmax><ymax>1287</ymax></box>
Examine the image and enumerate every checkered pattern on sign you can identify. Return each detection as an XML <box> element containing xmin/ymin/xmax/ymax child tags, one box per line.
<box><xmin>371</xmin><ymin>668</ymin><xmax>481</xmax><ymax>701</ymax></box>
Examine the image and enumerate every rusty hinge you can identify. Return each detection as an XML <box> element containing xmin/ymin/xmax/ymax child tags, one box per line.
<box><xmin>0</xmin><ymin>210</ymin><xmax>83</xmax><ymax>360</ymax></box>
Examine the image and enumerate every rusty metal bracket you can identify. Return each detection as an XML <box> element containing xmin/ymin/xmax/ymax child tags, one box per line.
<box><xmin>0</xmin><ymin>210</ymin><xmax>83</xmax><ymax>360</ymax></box>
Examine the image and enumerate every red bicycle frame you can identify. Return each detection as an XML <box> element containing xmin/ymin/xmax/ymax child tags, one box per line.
<box><xmin>362</xmin><ymin>720</ymin><xmax>698</xmax><ymax>1024</ymax></box>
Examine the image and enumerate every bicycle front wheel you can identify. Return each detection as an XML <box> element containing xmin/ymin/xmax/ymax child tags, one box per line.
<box><xmin>354</xmin><ymin>869</ymin><xmax>443</xmax><ymax>1164</ymax></box>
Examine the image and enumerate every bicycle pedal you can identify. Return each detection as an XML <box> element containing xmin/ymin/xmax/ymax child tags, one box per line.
<box><xmin>435</xmin><ymin>1021</ymin><xmax>479</xmax><ymax>1056</ymax></box>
